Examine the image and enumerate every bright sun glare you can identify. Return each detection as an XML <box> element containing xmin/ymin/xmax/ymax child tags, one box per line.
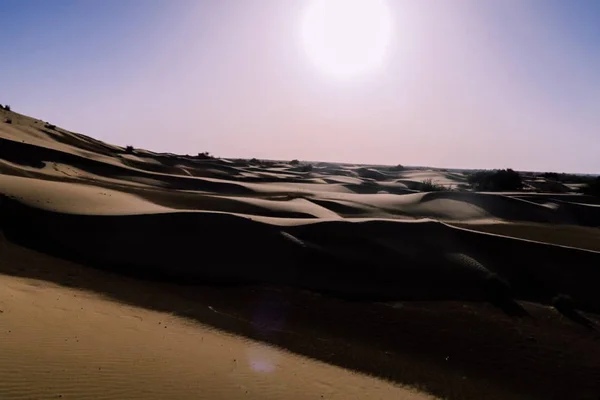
<box><xmin>301</xmin><ymin>0</ymin><xmax>392</xmax><ymax>79</ymax></box>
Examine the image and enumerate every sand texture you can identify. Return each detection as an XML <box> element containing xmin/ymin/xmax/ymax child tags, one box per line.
<box><xmin>1</xmin><ymin>108</ymin><xmax>600</xmax><ymax>399</ymax></box>
<box><xmin>0</xmin><ymin>270</ymin><xmax>433</xmax><ymax>400</ymax></box>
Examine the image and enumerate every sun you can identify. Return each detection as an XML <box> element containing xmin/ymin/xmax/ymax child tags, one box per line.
<box><xmin>301</xmin><ymin>0</ymin><xmax>392</xmax><ymax>79</ymax></box>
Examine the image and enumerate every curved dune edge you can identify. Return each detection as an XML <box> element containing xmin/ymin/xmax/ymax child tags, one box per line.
<box><xmin>448</xmin><ymin>221</ymin><xmax>600</xmax><ymax>252</ymax></box>
<box><xmin>2</xmin><ymin>194</ymin><xmax>600</xmax><ymax>314</ymax></box>
<box><xmin>2</xmin><ymin>132</ymin><xmax>600</xmax><ymax>225</ymax></box>
<box><xmin>0</xmin><ymin>273</ymin><xmax>435</xmax><ymax>400</ymax></box>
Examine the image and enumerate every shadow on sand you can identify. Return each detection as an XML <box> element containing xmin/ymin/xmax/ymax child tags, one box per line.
<box><xmin>1</xmin><ymin>232</ymin><xmax>599</xmax><ymax>400</ymax></box>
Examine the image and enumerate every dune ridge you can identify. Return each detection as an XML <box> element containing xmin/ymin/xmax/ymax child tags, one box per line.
<box><xmin>2</xmin><ymin>112</ymin><xmax>600</xmax><ymax>310</ymax></box>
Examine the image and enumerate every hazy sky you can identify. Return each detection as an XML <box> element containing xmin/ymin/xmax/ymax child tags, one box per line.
<box><xmin>2</xmin><ymin>0</ymin><xmax>599</xmax><ymax>172</ymax></box>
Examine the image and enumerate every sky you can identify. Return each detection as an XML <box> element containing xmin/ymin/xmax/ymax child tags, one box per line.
<box><xmin>1</xmin><ymin>0</ymin><xmax>599</xmax><ymax>173</ymax></box>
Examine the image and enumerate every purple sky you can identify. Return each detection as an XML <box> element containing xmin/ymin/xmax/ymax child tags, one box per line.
<box><xmin>2</xmin><ymin>0</ymin><xmax>600</xmax><ymax>173</ymax></box>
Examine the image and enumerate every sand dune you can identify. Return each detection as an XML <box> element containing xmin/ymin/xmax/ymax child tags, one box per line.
<box><xmin>2</xmin><ymin>177</ymin><xmax>600</xmax><ymax>310</ymax></box>
<box><xmin>3</xmin><ymin>109</ymin><xmax>600</xmax><ymax>310</ymax></box>
<box><xmin>2</xmin><ymin>108</ymin><xmax>600</xmax><ymax>399</ymax></box>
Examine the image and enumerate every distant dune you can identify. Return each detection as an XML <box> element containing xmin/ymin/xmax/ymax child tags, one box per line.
<box><xmin>1</xmin><ymin>107</ymin><xmax>600</xmax><ymax>400</ymax></box>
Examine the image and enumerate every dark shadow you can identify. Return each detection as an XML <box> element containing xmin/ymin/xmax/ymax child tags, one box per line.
<box><xmin>2</xmin><ymin>227</ymin><xmax>600</xmax><ymax>398</ymax></box>
<box><xmin>0</xmin><ymin>141</ymin><xmax>46</xmax><ymax>168</ymax></box>
<box><xmin>489</xmin><ymin>297</ymin><xmax>531</xmax><ymax>318</ymax></box>
<box><xmin>483</xmin><ymin>274</ymin><xmax>531</xmax><ymax>318</ymax></box>
<box><xmin>553</xmin><ymin>295</ymin><xmax>597</xmax><ymax>331</ymax></box>
<box><xmin>2</xmin><ymin>236</ymin><xmax>600</xmax><ymax>400</ymax></box>
<box><xmin>557</xmin><ymin>308</ymin><xmax>597</xmax><ymax>331</ymax></box>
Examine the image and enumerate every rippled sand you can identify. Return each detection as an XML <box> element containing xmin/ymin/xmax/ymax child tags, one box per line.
<box><xmin>0</xmin><ymin>274</ymin><xmax>435</xmax><ymax>400</ymax></box>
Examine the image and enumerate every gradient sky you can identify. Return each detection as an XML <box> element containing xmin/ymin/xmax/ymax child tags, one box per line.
<box><xmin>2</xmin><ymin>0</ymin><xmax>599</xmax><ymax>172</ymax></box>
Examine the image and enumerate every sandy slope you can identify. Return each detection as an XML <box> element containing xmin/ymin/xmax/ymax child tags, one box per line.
<box><xmin>2</xmin><ymin>108</ymin><xmax>600</xmax><ymax>399</ymax></box>
<box><xmin>0</xmin><ymin>273</ymin><xmax>432</xmax><ymax>400</ymax></box>
<box><xmin>1</xmin><ymin>239</ymin><xmax>599</xmax><ymax>400</ymax></box>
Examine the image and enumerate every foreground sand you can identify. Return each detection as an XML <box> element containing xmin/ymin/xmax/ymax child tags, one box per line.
<box><xmin>0</xmin><ymin>271</ymin><xmax>433</xmax><ymax>400</ymax></box>
<box><xmin>2</xmin><ymin>108</ymin><xmax>600</xmax><ymax>399</ymax></box>
<box><xmin>2</xmin><ymin>239</ymin><xmax>599</xmax><ymax>400</ymax></box>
